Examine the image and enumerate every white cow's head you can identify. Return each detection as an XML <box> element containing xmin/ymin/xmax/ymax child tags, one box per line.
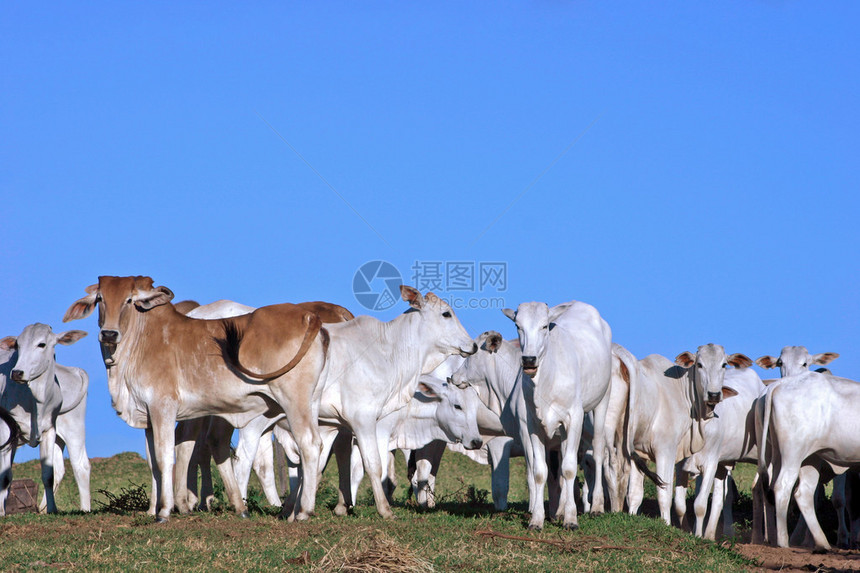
<box><xmin>755</xmin><ymin>346</ymin><xmax>838</xmax><ymax>378</ymax></box>
<box><xmin>417</xmin><ymin>376</ymin><xmax>484</xmax><ymax>450</ymax></box>
<box><xmin>675</xmin><ymin>343</ymin><xmax>751</xmax><ymax>412</ymax></box>
<box><xmin>450</xmin><ymin>331</ymin><xmax>505</xmax><ymax>389</ymax></box>
<box><xmin>401</xmin><ymin>286</ymin><xmax>477</xmax><ymax>358</ymax></box>
<box><xmin>0</xmin><ymin>324</ymin><xmax>87</xmax><ymax>384</ymax></box>
<box><xmin>502</xmin><ymin>302</ymin><xmax>568</xmax><ymax>378</ymax></box>
<box><xmin>63</xmin><ymin>276</ymin><xmax>174</xmax><ymax>365</ymax></box>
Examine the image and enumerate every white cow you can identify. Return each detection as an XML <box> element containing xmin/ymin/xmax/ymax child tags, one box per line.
<box><xmin>754</xmin><ymin>347</ymin><xmax>844</xmax><ymax>547</ymax></box>
<box><xmin>0</xmin><ymin>324</ymin><xmax>91</xmax><ymax>514</ymax></box>
<box><xmin>0</xmin><ymin>407</ymin><xmax>18</xmax><ymax>512</ymax></box>
<box><xmin>677</xmin><ymin>365</ymin><xmax>766</xmax><ymax>539</ymax></box>
<box><xmin>503</xmin><ymin>301</ymin><xmax>613</xmax><ymax>530</ymax></box>
<box><xmin>757</xmin><ymin>371</ymin><xmax>860</xmax><ymax>550</ymax></box>
<box><xmin>625</xmin><ymin>344</ymin><xmax>752</xmax><ymax>526</ymax></box>
<box><xmin>341</xmin><ymin>375</ymin><xmax>499</xmax><ymax>509</ymax></box>
<box><xmin>301</xmin><ymin>286</ymin><xmax>476</xmax><ymax>519</ymax></box>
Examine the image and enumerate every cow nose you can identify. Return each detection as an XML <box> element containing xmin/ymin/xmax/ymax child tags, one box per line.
<box><xmin>10</xmin><ymin>369</ymin><xmax>25</xmax><ymax>382</ymax></box>
<box><xmin>522</xmin><ymin>356</ymin><xmax>537</xmax><ymax>368</ymax></box>
<box><xmin>707</xmin><ymin>391</ymin><xmax>721</xmax><ymax>403</ymax></box>
<box><xmin>468</xmin><ymin>438</ymin><xmax>483</xmax><ymax>450</ymax></box>
<box><xmin>100</xmin><ymin>329</ymin><xmax>120</xmax><ymax>344</ymax></box>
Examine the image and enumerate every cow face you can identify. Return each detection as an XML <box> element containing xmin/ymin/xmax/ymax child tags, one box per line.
<box><xmin>676</xmin><ymin>343</ymin><xmax>751</xmax><ymax>411</ymax></box>
<box><xmin>755</xmin><ymin>346</ymin><xmax>839</xmax><ymax>378</ymax></box>
<box><xmin>63</xmin><ymin>276</ymin><xmax>174</xmax><ymax>365</ymax></box>
<box><xmin>450</xmin><ymin>331</ymin><xmax>504</xmax><ymax>390</ymax></box>
<box><xmin>401</xmin><ymin>286</ymin><xmax>477</xmax><ymax>358</ymax></box>
<box><xmin>502</xmin><ymin>302</ymin><xmax>566</xmax><ymax>378</ymax></box>
<box><xmin>417</xmin><ymin>376</ymin><xmax>483</xmax><ymax>450</ymax></box>
<box><xmin>0</xmin><ymin>324</ymin><xmax>86</xmax><ymax>384</ymax></box>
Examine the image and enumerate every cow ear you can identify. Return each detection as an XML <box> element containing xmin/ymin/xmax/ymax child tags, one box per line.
<box><xmin>400</xmin><ymin>285</ymin><xmax>423</xmax><ymax>309</ymax></box>
<box><xmin>0</xmin><ymin>336</ymin><xmax>17</xmax><ymax>351</ymax></box>
<box><xmin>721</xmin><ymin>386</ymin><xmax>739</xmax><ymax>398</ymax></box>
<box><xmin>135</xmin><ymin>286</ymin><xmax>175</xmax><ymax>310</ymax></box>
<box><xmin>548</xmin><ymin>302</ymin><xmax>572</xmax><ymax>323</ymax></box>
<box><xmin>63</xmin><ymin>285</ymin><xmax>99</xmax><ymax>322</ymax></box>
<box><xmin>501</xmin><ymin>308</ymin><xmax>516</xmax><ymax>322</ymax></box>
<box><xmin>755</xmin><ymin>356</ymin><xmax>778</xmax><ymax>369</ymax></box>
<box><xmin>812</xmin><ymin>352</ymin><xmax>839</xmax><ymax>366</ymax></box>
<box><xmin>483</xmin><ymin>331</ymin><xmax>503</xmax><ymax>353</ymax></box>
<box><xmin>416</xmin><ymin>377</ymin><xmax>445</xmax><ymax>401</ymax></box>
<box><xmin>727</xmin><ymin>353</ymin><xmax>753</xmax><ymax>369</ymax></box>
<box><xmin>675</xmin><ymin>351</ymin><xmax>696</xmax><ymax>368</ymax></box>
<box><xmin>56</xmin><ymin>330</ymin><xmax>88</xmax><ymax>346</ymax></box>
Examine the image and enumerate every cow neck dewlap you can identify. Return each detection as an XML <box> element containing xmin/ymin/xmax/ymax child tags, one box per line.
<box><xmin>104</xmin><ymin>305</ymin><xmax>151</xmax><ymax>428</ymax></box>
<box><xmin>681</xmin><ymin>365</ymin><xmax>709</xmax><ymax>457</ymax></box>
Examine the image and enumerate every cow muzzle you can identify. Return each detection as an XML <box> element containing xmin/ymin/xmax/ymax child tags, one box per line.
<box><xmin>465</xmin><ymin>438</ymin><xmax>483</xmax><ymax>450</ymax></box>
<box><xmin>459</xmin><ymin>342</ymin><xmax>478</xmax><ymax>357</ymax></box>
<box><xmin>99</xmin><ymin>329</ymin><xmax>121</xmax><ymax>344</ymax></box>
<box><xmin>522</xmin><ymin>356</ymin><xmax>538</xmax><ymax>377</ymax></box>
<box><xmin>10</xmin><ymin>369</ymin><xmax>27</xmax><ymax>384</ymax></box>
<box><xmin>706</xmin><ymin>391</ymin><xmax>722</xmax><ymax>404</ymax></box>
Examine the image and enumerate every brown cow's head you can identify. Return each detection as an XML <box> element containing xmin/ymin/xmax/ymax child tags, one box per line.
<box><xmin>64</xmin><ymin>276</ymin><xmax>174</xmax><ymax>365</ymax></box>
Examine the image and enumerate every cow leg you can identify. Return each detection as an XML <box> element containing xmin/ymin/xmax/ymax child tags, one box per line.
<box><xmin>173</xmin><ymin>420</ymin><xmax>199</xmax><ymax>514</ymax></box>
<box><xmin>705</xmin><ymin>466</ymin><xmax>728</xmax><ymax>540</ymax></box>
<box><xmin>752</xmin><ymin>471</ymin><xmax>766</xmax><ymax>544</ymax></box>
<box><xmin>627</xmin><ymin>460</ymin><xmax>645</xmax><ymax>515</ymax></box>
<box><xmin>559</xmin><ymin>414</ymin><xmax>586</xmax><ymax>528</ymax></box>
<box><xmin>694</xmin><ymin>459</ymin><xmax>719</xmax><ymax>538</ymax></box>
<box><xmin>526</xmin><ymin>433</ymin><xmax>549</xmax><ymax>530</ymax></box>
<box><xmin>351</xmin><ymin>420</ymin><xmax>395</xmax><ymax>519</ymax></box>
<box><xmin>0</xmin><ymin>443</ymin><xmax>15</xmax><ymax>517</ymax></box>
<box><xmin>275</xmin><ymin>404</ymin><xmax>322</xmax><ymax>522</ymax></box>
<box><xmin>147</xmin><ymin>407</ymin><xmax>180</xmax><ymax>523</ymax></box>
<box><xmin>60</xmin><ymin>421</ymin><xmax>91</xmax><ymax>513</ymax></box>
<box><xmin>655</xmin><ymin>453</ymin><xmax>675</xmax><ymax>526</ymax></box>
<box><xmin>488</xmin><ymin>437</ymin><xmax>513</xmax><ymax>511</ymax></box>
<box><xmin>39</xmin><ymin>439</ymin><xmax>65</xmax><ymax>513</ymax></box>
<box><xmin>144</xmin><ymin>433</ymin><xmax>157</xmax><ymax>515</ymax></box>
<box><xmin>410</xmin><ymin>441</ymin><xmax>445</xmax><ymax>508</ymax></box>
<box><xmin>589</xmin><ymin>396</ymin><xmax>611</xmax><ymax>515</ymax></box>
<box><xmin>207</xmin><ymin>422</ymin><xmax>247</xmax><ymax>517</ymax></box>
<box><xmin>233</xmin><ymin>418</ymin><xmax>265</xmax><ymax>501</ymax></box>
<box><xmin>252</xmin><ymin>432</ymin><xmax>282</xmax><ymax>507</ymax></box>
<box><xmin>331</xmin><ymin>429</ymin><xmax>355</xmax><ymax>516</ymax></box>
<box><xmin>833</xmin><ymin>473</ymin><xmax>849</xmax><ymax>548</ymax></box>
<box><xmin>773</xmin><ymin>460</ymin><xmax>800</xmax><ymax>548</ymax></box>
<box><xmin>673</xmin><ymin>463</ymin><xmax>690</xmax><ymax>531</ymax></box>
<box><xmin>795</xmin><ymin>463</ymin><xmax>831</xmax><ymax>551</ymax></box>
<box><xmin>39</xmin><ymin>427</ymin><xmax>58</xmax><ymax>514</ymax></box>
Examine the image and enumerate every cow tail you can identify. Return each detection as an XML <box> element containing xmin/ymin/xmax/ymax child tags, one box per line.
<box><xmin>757</xmin><ymin>384</ymin><xmax>776</xmax><ymax>503</ymax></box>
<box><xmin>620</xmin><ymin>348</ymin><xmax>666</xmax><ymax>489</ymax></box>
<box><xmin>221</xmin><ymin>313</ymin><xmax>323</xmax><ymax>380</ymax></box>
<box><xmin>0</xmin><ymin>407</ymin><xmax>19</xmax><ymax>450</ymax></box>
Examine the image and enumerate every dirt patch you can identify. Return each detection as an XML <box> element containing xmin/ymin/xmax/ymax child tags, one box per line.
<box><xmin>734</xmin><ymin>543</ymin><xmax>860</xmax><ymax>572</ymax></box>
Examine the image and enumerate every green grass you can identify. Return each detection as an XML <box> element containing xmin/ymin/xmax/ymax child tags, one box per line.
<box><xmin>0</xmin><ymin>450</ymin><xmax>759</xmax><ymax>571</ymax></box>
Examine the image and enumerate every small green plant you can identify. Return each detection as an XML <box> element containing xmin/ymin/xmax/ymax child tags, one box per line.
<box><xmin>95</xmin><ymin>482</ymin><xmax>151</xmax><ymax>514</ymax></box>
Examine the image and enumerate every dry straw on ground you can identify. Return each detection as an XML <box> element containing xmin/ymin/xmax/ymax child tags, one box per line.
<box><xmin>312</xmin><ymin>528</ymin><xmax>434</xmax><ymax>572</ymax></box>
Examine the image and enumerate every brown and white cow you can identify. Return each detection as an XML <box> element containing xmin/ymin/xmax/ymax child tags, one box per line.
<box><xmin>63</xmin><ymin>276</ymin><xmax>329</xmax><ymax>522</ymax></box>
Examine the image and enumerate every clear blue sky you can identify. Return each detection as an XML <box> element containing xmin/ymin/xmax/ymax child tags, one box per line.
<box><xmin>3</xmin><ymin>2</ymin><xmax>858</xmax><ymax>462</ymax></box>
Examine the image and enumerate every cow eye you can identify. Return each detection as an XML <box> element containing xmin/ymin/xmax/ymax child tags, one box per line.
<box><xmin>126</xmin><ymin>298</ymin><xmax>133</xmax><ymax>304</ymax></box>
<box><xmin>37</xmin><ymin>343</ymin><xmax>47</xmax><ymax>348</ymax></box>
<box><xmin>697</xmin><ymin>362</ymin><xmax>704</xmax><ymax>369</ymax></box>
<box><xmin>442</xmin><ymin>311</ymin><xmax>452</xmax><ymax>318</ymax></box>
<box><xmin>542</xmin><ymin>325</ymin><xmax>549</xmax><ymax>330</ymax></box>
<box><xmin>454</xmin><ymin>404</ymin><xmax>463</xmax><ymax>411</ymax></box>
<box><xmin>722</xmin><ymin>363</ymin><xmax>727</xmax><ymax>368</ymax></box>
<box><xmin>95</xmin><ymin>294</ymin><xmax>103</xmax><ymax>302</ymax></box>
<box><xmin>802</xmin><ymin>362</ymin><xmax>807</xmax><ymax>368</ymax></box>
<box><xmin>776</xmin><ymin>359</ymin><xmax>783</xmax><ymax>367</ymax></box>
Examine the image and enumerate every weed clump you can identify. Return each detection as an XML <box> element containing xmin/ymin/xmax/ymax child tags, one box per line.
<box><xmin>95</xmin><ymin>482</ymin><xmax>150</xmax><ymax>514</ymax></box>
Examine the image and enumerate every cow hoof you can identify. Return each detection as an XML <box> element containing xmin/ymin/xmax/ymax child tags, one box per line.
<box><xmin>812</xmin><ymin>547</ymin><xmax>829</xmax><ymax>555</ymax></box>
<box><xmin>527</xmin><ymin>523</ymin><xmax>543</xmax><ymax>532</ymax></box>
<box><xmin>155</xmin><ymin>516</ymin><xmax>169</xmax><ymax>524</ymax></box>
<box><xmin>590</xmin><ymin>509</ymin><xmax>604</xmax><ymax>516</ymax></box>
<box><xmin>239</xmin><ymin>510</ymin><xmax>250</xmax><ymax>519</ymax></box>
<box><xmin>333</xmin><ymin>505</ymin><xmax>348</xmax><ymax>517</ymax></box>
<box><xmin>562</xmin><ymin>522</ymin><xmax>579</xmax><ymax>531</ymax></box>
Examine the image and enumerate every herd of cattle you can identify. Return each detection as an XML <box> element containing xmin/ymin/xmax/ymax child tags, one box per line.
<box><xmin>1</xmin><ymin>275</ymin><xmax>857</xmax><ymax>551</ymax></box>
